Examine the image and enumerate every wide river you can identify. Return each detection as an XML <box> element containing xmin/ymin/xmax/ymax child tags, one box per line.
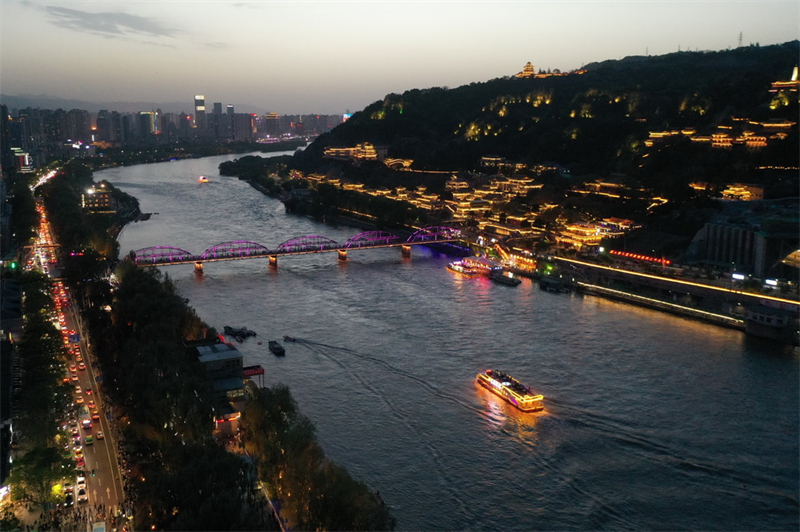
<box><xmin>101</xmin><ymin>153</ymin><xmax>799</xmax><ymax>531</ymax></box>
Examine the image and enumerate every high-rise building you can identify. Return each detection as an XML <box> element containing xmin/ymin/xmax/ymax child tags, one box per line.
<box><xmin>231</xmin><ymin>113</ymin><xmax>255</xmax><ymax>141</ymax></box>
<box><xmin>262</xmin><ymin>113</ymin><xmax>280</xmax><ymax>138</ymax></box>
<box><xmin>194</xmin><ymin>95</ymin><xmax>206</xmax><ymax>130</ymax></box>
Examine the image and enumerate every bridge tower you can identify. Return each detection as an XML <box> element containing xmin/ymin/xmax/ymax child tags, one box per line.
<box><xmin>401</xmin><ymin>245</ymin><xmax>412</xmax><ymax>258</ymax></box>
<box><xmin>338</xmin><ymin>249</ymin><xmax>347</xmax><ymax>261</ymax></box>
<box><xmin>195</xmin><ymin>261</ymin><xmax>204</xmax><ymax>273</ymax></box>
<box><xmin>269</xmin><ymin>255</ymin><xmax>278</xmax><ymax>267</ymax></box>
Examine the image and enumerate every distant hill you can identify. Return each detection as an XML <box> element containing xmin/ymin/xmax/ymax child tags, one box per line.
<box><xmin>294</xmin><ymin>41</ymin><xmax>799</xmax><ymax>190</ymax></box>
<box><xmin>0</xmin><ymin>93</ymin><xmax>268</xmax><ymax>115</ymax></box>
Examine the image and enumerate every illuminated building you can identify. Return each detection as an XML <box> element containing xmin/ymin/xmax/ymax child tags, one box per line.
<box><xmin>323</xmin><ymin>142</ymin><xmax>386</xmax><ymax>161</ymax></box>
<box><xmin>11</xmin><ymin>148</ymin><xmax>34</xmax><ymax>173</ymax></box>
<box><xmin>769</xmin><ymin>66</ymin><xmax>799</xmax><ymax>92</ymax></box>
<box><xmin>81</xmin><ymin>182</ymin><xmax>114</xmax><ymax>213</ymax></box>
<box><xmin>721</xmin><ymin>184</ymin><xmax>764</xmax><ymax>201</ymax></box>
<box><xmin>194</xmin><ymin>95</ymin><xmax>206</xmax><ymax>130</ymax></box>
<box><xmin>263</xmin><ymin>113</ymin><xmax>280</xmax><ymax>138</ymax></box>
<box><xmin>516</xmin><ymin>62</ymin><xmax>536</xmax><ymax>78</ymax></box>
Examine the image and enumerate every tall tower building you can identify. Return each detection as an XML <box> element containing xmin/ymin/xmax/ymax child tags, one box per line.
<box><xmin>194</xmin><ymin>95</ymin><xmax>206</xmax><ymax>130</ymax></box>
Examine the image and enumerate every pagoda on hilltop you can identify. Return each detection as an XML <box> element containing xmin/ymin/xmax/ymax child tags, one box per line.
<box><xmin>516</xmin><ymin>62</ymin><xmax>536</xmax><ymax>78</ymax></box>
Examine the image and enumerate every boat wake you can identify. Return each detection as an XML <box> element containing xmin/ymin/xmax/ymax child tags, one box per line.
<box><xmin>293</xmin><ymin>338</ymin><xmax>474</xmax><ymax>518</ymax></box>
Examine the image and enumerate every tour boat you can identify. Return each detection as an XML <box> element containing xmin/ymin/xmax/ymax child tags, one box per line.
<box><xmin>447</xmin><ymin>256</ymin><xmax>503</xmax><ymax>277</ymax></box>
<box><xmin>476</xmin><ymin>369</ymin><xmax>544</xmax><ymax>412</ymax></box>
<box><xmin>197</xmin><ymin>175</ymin><xmax>210</xmax><ymax>183</ymax></box>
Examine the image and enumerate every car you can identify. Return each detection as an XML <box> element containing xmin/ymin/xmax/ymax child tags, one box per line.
<box><xmin>76</xmin><ymin>474</ymin><xmax>86</xmax><ymax>487</ymax></box>
<box><xmin>91</xmin><ymin>411</ymin><xmax>100</xmax><ymax>421</ymax></box>
<box><xmin>75</xmin><ymin>397</ymin><xmax>84</xmax><ymax>404</ymax></box>
<box><xmin>85</xmin><ymin>388</ymin><xmax>92</xmax><ymax>395</ymax></box>
<box><xmin>75</xmin><ymin>354</ymin><xmax>83</xmax><ymax>362</ymax></box>
<box><xmin>76</xmin><ymin>457</ymin><xmax>85</xmax><ymax>467</ymax></box>
<box><xmin>87</xmin><ymin>401</ymin><xmax>96</xmax><ymax>409</ymax></box>
<box><xmin>77</xmin><ymin>362</ymin><xmax>86</xmax><ymax>370</ymax></box>
<box><xmin>63</xmin><ymin>493</ymin><xmax>74</xmax><ymax>508</ymax></box>
<box><xmin>74</xmin><ymin>448</ymin><xmax>83</xmax><ymax>459</ymax></box>
<box><xmin>85</xmin><ymin>436</ymin><xmax>93</xmax><ymax>445</ymax></box>
<box><xmin>77</xmin><ymin>487</ymin><xmax>88</xmax><ymax>504</ymax></box>
<box><xmin>74</xmin><ymin>386</ymin><xmax>82</xmax><ymax>394</ymax></box>
<box><xmin>64</xmin><ymin>481</ymin><xmax>74</xmax><ymax>494</ymax></box>
<box><xmin>71</xmin><ymin>374</ymin><xmax>79</xmax><ymax>382</ymax></box>
<box><xmin>96</xmin><ymin>431</ymin><xmax>104</xmax><ymax>440</ymax></box>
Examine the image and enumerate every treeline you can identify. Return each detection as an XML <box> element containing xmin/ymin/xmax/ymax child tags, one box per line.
<box><xmin>89</xmin><ymin>138</ymin><xmax>307</xmax><ymax>169</ymax></box>
<box><xmin>218</xmin><ymin>154</ymin><xmax>293</xmax><ymax>195</ymax></box>
<box><xmin>3</xmin><ymin>272</ymin><xmax>73</xmax><ymax>516</ymax></box>
<box><xmin>242</xmin><ymin>384</ymin><xmax>396</xmax><ymax>530</ymax></box>
<box><xmin>88</xmin><ymin>261</ymin><xmax>271</xmax><ymax>531</ymax></box>
<box><xmin>288</xmin><ymin>182</ymin><xmax>433</xmax><ymax>229</ymax></box>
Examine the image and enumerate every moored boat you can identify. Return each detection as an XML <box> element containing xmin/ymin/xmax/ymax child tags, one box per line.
<box><xmin>490</xmin><ymin>270</ymin><xmax>521</xmax><ymax>286</ymax></box>
<box><xmin>476</xmin><ymin>369</ymin><xmax>544</xmax><ymax>412</ymax></box>
<box><xmin>198</xmin><ymin>175</ymin><xmax>210</xmax><ymax>183</ymax></box>
<box><xmin>268</xmin><ymin>340</ymin><xmax>285</xmax><ymax>356</ymax></box>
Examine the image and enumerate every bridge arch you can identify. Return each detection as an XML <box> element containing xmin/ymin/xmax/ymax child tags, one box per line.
<box><xmin>275</xmin><ymin>235</ymin><xmax>341</xmax><ymax>253</ymax></box>
<box><xmin>132</xmin><ymin>246</ymin><xmax>195</xmax><ymax>264</ymax></box>
<box><xmin>344</xmin><ymin>231</ymin><xmax>400</xmax><ymax>249</ymax></box>
<box><xmin>406</xmin><ymin>226</ymin><xmax>462</xmax><ymax>243</ymax></box>
<box><xmin>199</xmin><ymin>240</ymin><xmax>271</xmax><ymax>260</ymax></box>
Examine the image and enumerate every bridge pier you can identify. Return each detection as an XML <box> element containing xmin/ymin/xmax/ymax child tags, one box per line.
<box><xmin>269</xmin><ymin>255</ymin><xmax>278</xmax><ymax>268</ymax></box>
<box><xmin>338</xmin><ymin>249</ymin><xmax>347</xmax><ymax>261</ymax></box>
<box><xmin>401</xmin><ymin>245</ymin><xmax>412</xmax><ymax>258</ymax></box>
<box><xmin>194</xmin><ymin>261</ymin><xmax>204</xmax><ymax>273</ymax></box>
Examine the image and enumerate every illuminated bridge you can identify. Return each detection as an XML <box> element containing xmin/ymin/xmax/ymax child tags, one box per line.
<box><xmin>130</xmin><ymin>226</ymin><xmax>465</xmax><ymax>271</ymax></box>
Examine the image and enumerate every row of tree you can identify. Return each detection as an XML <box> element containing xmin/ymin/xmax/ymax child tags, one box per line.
<box><xmin>242</xmin><ymin>384</ymin><xmax>396</xmax><ymax>530</ymax></box>
<box><xmin>3</xmin><ymin>271</ymin><xmax>73</xmax><ymax>520</ymax></box>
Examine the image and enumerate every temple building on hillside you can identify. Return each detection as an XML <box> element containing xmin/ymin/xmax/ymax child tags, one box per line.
<box><xmin>516</xmin><ymin>62</ymin><xmax>536</xmax><ymax>78</ymax></box>
<box><xmin>769</xmin><ymin>66</ymin><xmax>799</xmax><ymax>92</ymax></box>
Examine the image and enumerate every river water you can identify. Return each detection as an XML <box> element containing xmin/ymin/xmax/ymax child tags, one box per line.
<box><xmin>101</xmin><ymin>153</ymin><xmax>799</xmax><ymax>531</ymax></box>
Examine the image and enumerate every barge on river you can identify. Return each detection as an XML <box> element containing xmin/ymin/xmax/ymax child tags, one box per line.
<box><xmin>476</xmin><ymin>369</ymin><xmax>544</xmax><ymax>412</ymax></box>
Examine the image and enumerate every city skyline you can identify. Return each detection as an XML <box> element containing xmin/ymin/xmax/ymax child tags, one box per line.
<box><xmin>1</xmin><ymin>0</ymin><xmax>798</xmax><ymax>114</ymax></box>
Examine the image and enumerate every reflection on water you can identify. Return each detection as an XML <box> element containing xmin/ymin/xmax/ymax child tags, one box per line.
<box><xmin>104</xmin><ymin>153</ymin><xmax>799</xmax><ymax>532</ymax></box>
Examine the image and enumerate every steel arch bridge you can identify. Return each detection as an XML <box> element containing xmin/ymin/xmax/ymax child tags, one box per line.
<box><xmin>275</xmin><ymin>235</ymin><xmax>341</xmax><ymax>254</ymax></box>
<box><xmin>133</xmin><ymin>246</ymin><xmax>195</xmax><ymax>265</ymax></box>
<box><xmin>345</xmin><ymin>231</ymin><xmax>400</xmax><ymax>249</ymax></box>
<box><xmin>199</xmin><ymin>241</ymin><xmax>272</xmax><ymax>260</ymax></box>
<box><xmin>130</xmin><ymin>226</ymin><xmax>464</xmax><ymax>268</ymax></box>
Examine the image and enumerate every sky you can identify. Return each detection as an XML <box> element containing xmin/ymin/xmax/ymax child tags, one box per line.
<box><xmin>1</xmin><ymin>0</ymin><xmax>797</xmax><ymax>114</ymax></box>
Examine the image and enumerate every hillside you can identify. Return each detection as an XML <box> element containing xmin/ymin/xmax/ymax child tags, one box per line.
<box><xmin>292</xmin><ymin>41</ymin><xmax>799</xmax><ymax>193</ymax></box>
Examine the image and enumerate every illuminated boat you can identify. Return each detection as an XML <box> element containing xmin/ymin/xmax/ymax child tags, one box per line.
<box><xmin>490</xmin><ymin>270</ymin><xmax>521</xmax><ymax>286</ymax></box>
<box><xmin>447</xmin><ymin>256</ymin><xmax>503</xmax><ymax>277</ymax></box>
<box><xmin>197</xmin><ymin>175</ymin><xmax>210</xmax><ymax>183</ymax></box>
<box><xmin>476</xmin><ymin>369</ymin><xmax>544</xmax><ymax>412</ymax></box>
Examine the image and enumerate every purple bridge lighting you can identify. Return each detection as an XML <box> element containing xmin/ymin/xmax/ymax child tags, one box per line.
<box><xmin>130</xmin><ymin>226</ymin><xmax>464</xmax><ymax>267</ymax></box>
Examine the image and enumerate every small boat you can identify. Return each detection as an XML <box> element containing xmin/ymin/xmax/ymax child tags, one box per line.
<box><xmin>490</xmin><ymin>270</ymin><xmax>521</xmax><ymax>286</ymax></box>
<box><xmin>223</xmin><ymin>325</ymin><xmax>257</xmax><ymax>338</ymax></box>
<box><xmin>476</xmin><ymin>369</ymin><xmax>544</xmax><ymax>412</ymax></box>
<box><xmin>268</xmin><ymin>340</ymin><xmax>285</xmax><ymax>356</ymax></box>
<box><xmin>197</xmin><ymin>175</ymin><xmax>210</xmax><ymax>183</ymax></box>
<box><xmin>283</xmin><ymin>335</ymin><xmax>296</xmax><ymax>342</ymax></box>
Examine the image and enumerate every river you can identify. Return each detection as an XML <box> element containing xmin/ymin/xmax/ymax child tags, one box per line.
<box><xmin>101</xmin><ymin>153</ymin><xmax>799</xmax><ymax>531</ymax></box>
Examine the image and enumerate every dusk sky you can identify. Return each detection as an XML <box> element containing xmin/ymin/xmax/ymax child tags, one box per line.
<box><xmin>2</xmin><ymin>0</ymin><xmax>797</xmax><ymax>114</ymax></box>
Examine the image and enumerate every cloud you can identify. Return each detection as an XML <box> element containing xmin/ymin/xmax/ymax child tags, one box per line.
<box><xmin>43</xmin><ymin>5</ymin><xmax>177</xmax><ymax>40</ymax></box>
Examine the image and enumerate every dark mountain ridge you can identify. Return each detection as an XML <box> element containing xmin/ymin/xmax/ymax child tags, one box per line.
<box><xmin>293</xmin><ymin>41</ymin><xmax>799</xmax><ymax>187</ymax></box>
